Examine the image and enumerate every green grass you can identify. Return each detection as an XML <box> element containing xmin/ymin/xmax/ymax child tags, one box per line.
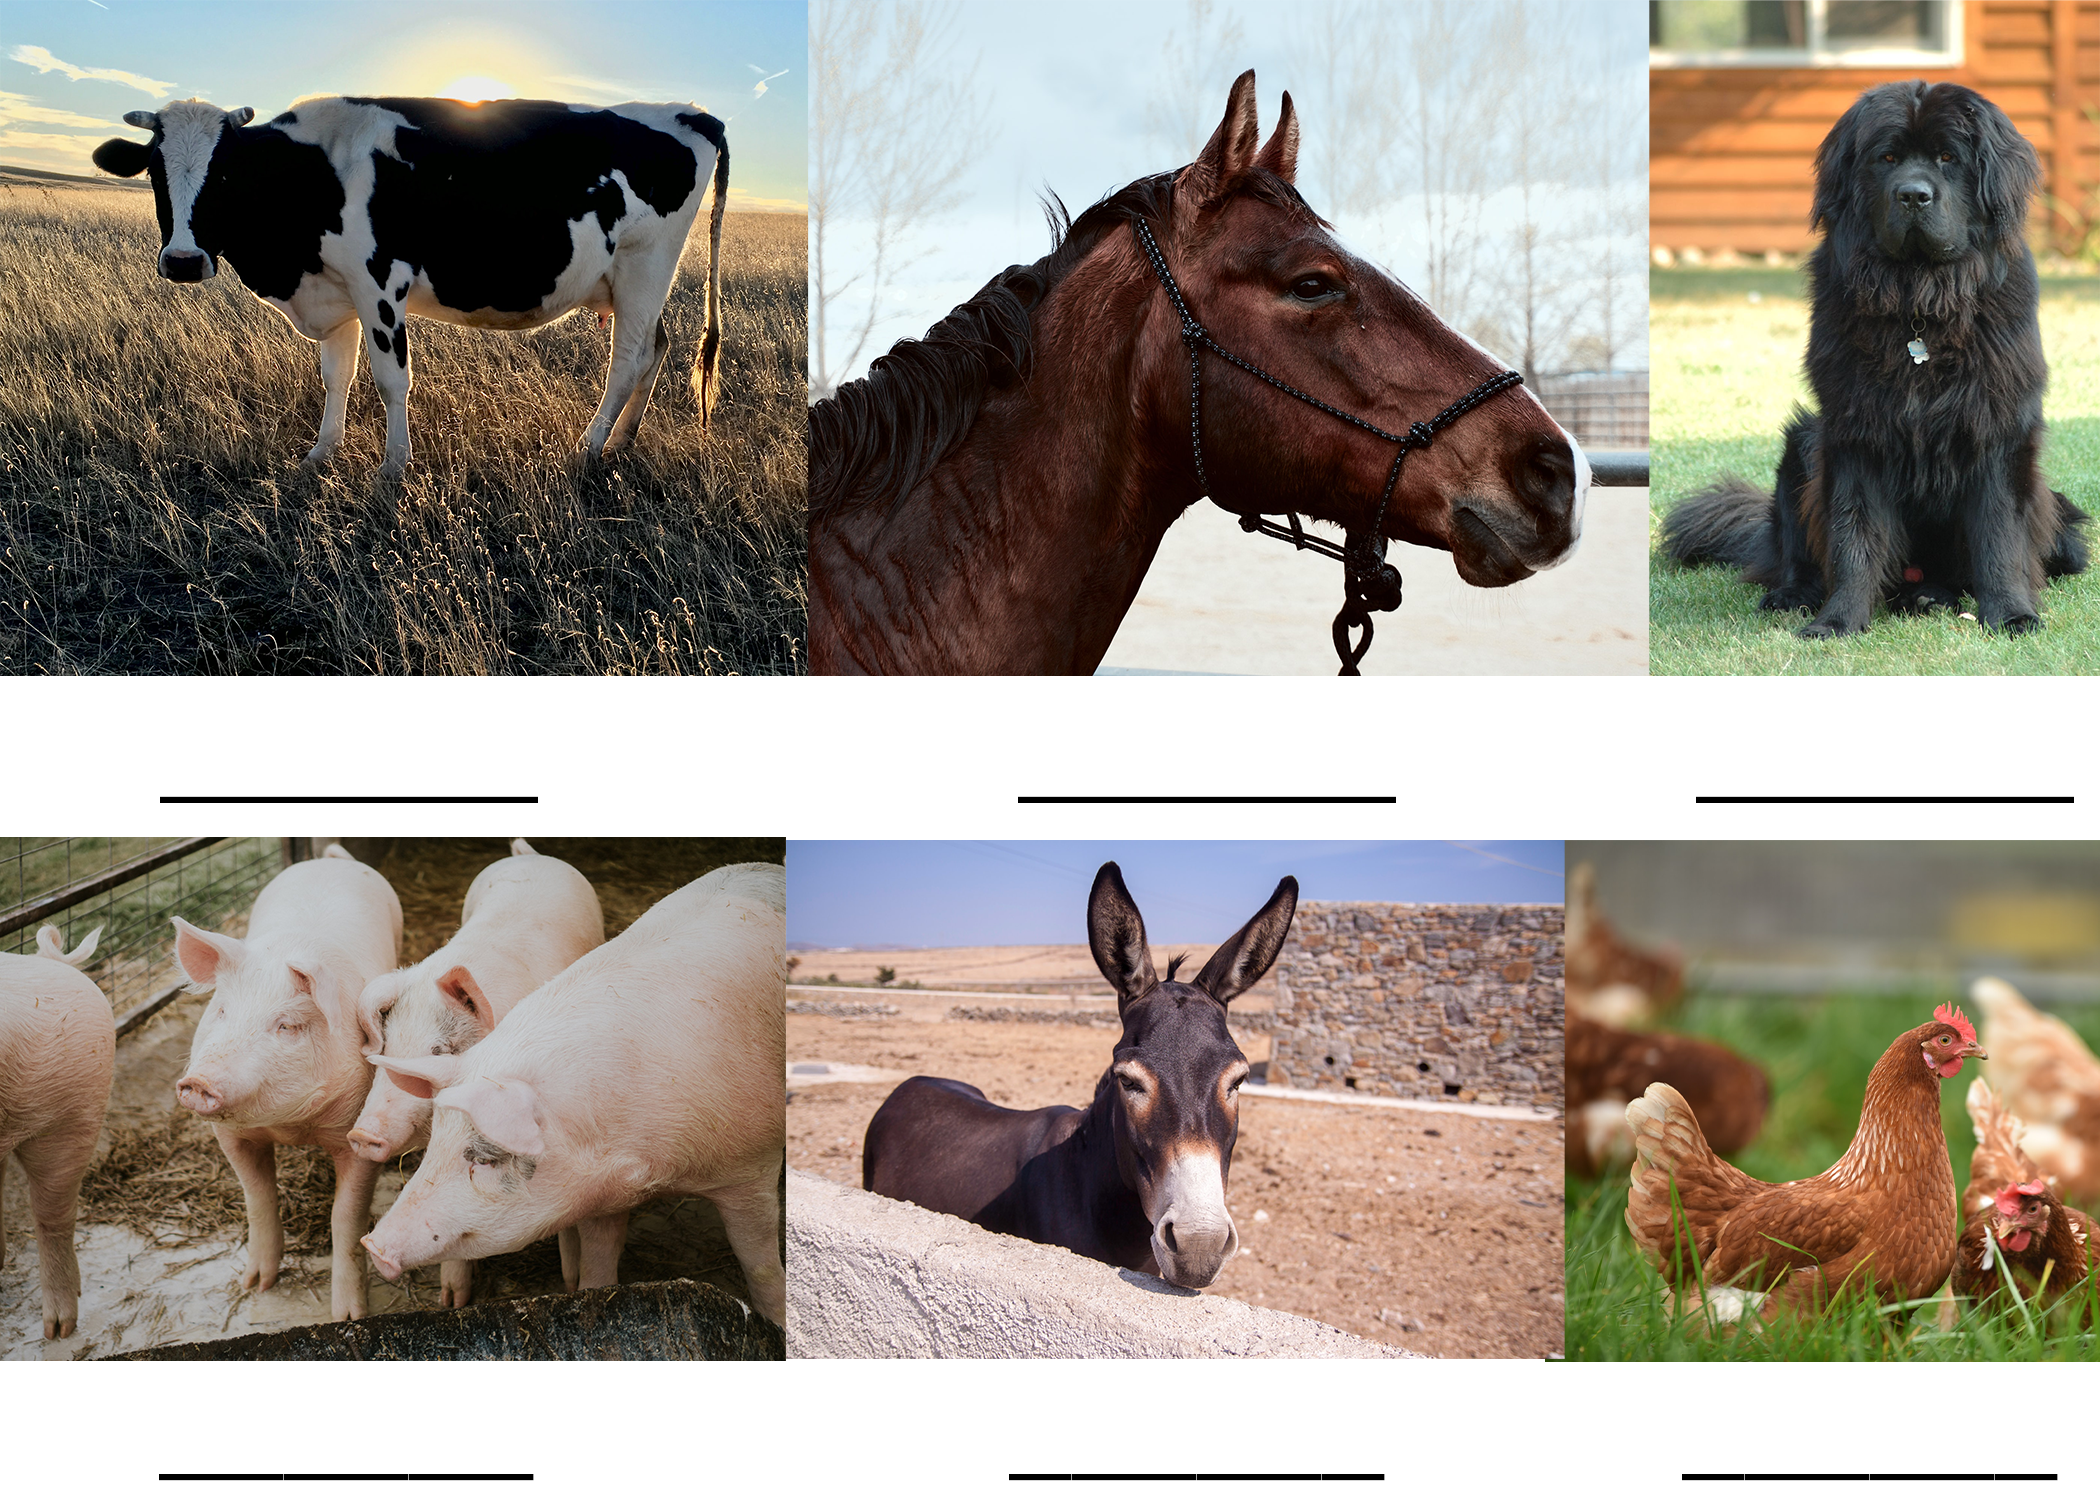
<box><xmin>1650</xmin><ymin>266</ymin><xmax>2100</xmax><ymax>674</ymax></box>
<box><xmin>1567</xmin><ymin>990</ymin><xmax>2100</xmax><ymax>1359</ymax></box>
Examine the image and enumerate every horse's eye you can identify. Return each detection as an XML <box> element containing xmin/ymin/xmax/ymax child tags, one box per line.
<box><xmin>1118</xmin><ymin>1073</ymin><xmax>1145</xmax><ymax>1096</ymax></box>
<box><xmin>1290</xmin><ymin>275</ymin><xmax>1334</xmax><ymax>301</ymax></box>
<box><xmin>1882</xmin><ymin>153</ymin><xmax>1898</xmax><ymax>164</ymax></box>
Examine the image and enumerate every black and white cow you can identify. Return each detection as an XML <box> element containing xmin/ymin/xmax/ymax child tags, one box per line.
<box><xmin>92</xmin><ymin>96</ymin><xmax>728</xmax><ymax>475</ymax></box>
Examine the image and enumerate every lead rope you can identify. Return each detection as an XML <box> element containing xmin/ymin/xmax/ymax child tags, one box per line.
<box><xmin>1132</xmin><ymin>216</ymin><xmax>1524</xmax><ymax>675</ymax></box>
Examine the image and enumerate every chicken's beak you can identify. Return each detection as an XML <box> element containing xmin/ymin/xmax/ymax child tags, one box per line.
<box><xmin>1963</xmin><ymin>1043</ymin><xmax>1989</xmax><ymax>1060</ymax></box>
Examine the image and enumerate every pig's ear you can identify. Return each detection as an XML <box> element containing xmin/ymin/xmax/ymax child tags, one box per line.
<box><xmin>435</xmin><ymin>966</ymin><xmax>497</xmax><ymax>1034</ymax></box>
<box><xmin>289</xmin><ymin>956</ymin><xmax>361</xmax><ymax>1040</ymax></box>
<box><xmin>171</xmin><ymin>917</ymin><xmax>241</xmax><ymax>991</ymax></box>
<box><xmin>368</xmin><ymin>1052</ymin><xmax>467</xmax><ymax>1100</ymax></box>
<box><xmin>358</xmin><ymin>969</ymin><xmax>410</xmax><ymax>1054</ymax></box>
<box><xmin>445</xmin><ymin>1076</ymin><xmax>546</xmax><ymax>1157</ymax></box>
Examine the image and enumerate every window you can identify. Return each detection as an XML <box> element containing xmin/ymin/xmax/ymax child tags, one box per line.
<box><xmin>1650</xmin><ymin>0</ymin><xmax>1961</xmax><ymax>67</ymax></box>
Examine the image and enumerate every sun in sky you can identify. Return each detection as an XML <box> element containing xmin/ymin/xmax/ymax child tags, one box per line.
<box><xmin>436</xmin><ymin>74</ymin><xmax>513</xmax><ymax>103</ymax></box>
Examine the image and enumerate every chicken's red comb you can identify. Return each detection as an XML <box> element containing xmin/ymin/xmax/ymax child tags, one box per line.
<box><xmin>1934</xmin><ymin>1002</ymin><xmax>1977</xmax><ymax>1047</ymax></box>
<box><xmin>1996</xmin><ymin>1179</ymin><xmax>2049</xmax><ymax>1215</ymax></box>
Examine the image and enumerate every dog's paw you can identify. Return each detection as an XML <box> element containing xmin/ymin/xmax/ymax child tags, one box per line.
<box><xmin>1890</xmin><ymin>583</ymin><xmax>1962</xmax><ymax>614</ymax></box>
<box><xmin>1757</xmin><ymin>586</ymin><xmax>1819</xmax><ymax>614</ymax></box>
<box><xmin>1799</xmin><ymin>616</ymin><xmax>1867</xmax><ymax>639</ymax></box>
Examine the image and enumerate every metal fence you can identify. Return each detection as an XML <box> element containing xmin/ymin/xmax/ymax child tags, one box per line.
<box><xmin>0</xmin><ymin>838</ymin><xmax>288</xmax><ymax>1035</ymax></box>
<box><xmin>1533</xmin><ymin>369</ymin><xmax>1648</xmax><ymax>450</ymax></box>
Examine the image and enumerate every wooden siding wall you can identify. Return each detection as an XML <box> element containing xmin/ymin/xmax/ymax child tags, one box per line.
<box><xmin>1651</xmin><ymin>1</ymin><xmax>2100</xmax><ymax>254</ymax></box>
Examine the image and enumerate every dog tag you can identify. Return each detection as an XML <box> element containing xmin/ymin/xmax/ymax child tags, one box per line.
<box><xmin>1907</xmin><ymin>337</ymin><xmax>1930</xmax><ymax>364</ymax></box>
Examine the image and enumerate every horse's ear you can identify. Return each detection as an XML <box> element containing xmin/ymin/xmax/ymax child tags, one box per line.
<box><xmin>1253</xmin><ymin>90</ymin><xmax>1299</xmax><ymax>184</ymax></box>
<box><xmin>1193</xmin><ymin>877</ymin><xmax>1298</xmax><ymax>1006</ymax></box>
<box><xmin>1088</xmin><ymin>862</ymin><xmax>1158</xmax><ymax>1011</ymax></box>
<box><xmin>1185</xmin><ymin>69</ymin><xmax>1262</xmax><ymax>206</ymax></box>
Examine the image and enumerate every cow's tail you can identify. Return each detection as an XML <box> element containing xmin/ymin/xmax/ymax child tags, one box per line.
<box><xmin>692</xmin><ymin>120</ymin><xmax>729</xmax><ymax>429</ymax></box>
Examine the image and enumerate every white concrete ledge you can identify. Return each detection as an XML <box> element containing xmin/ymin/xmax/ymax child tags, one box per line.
<box><xmin>786</xmin><ymin>1169</ymin><xmax>1415</xmax><ymax>1359</ymax></box>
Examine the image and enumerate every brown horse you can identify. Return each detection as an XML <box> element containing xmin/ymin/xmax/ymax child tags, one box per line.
<box><xmin>861</xmin><ymin>861</ymin><xmax>1295</xmax><ymax>1288</ymax></box>
<box><xmin>810</xmin><ymin>71</ymin><xmax>1588</xmax><ymax>674</ymax></box>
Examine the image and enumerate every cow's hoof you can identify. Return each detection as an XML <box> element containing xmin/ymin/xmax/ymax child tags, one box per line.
<box><xmin>300</xmin><ymin>447</ymin><xmax>336</xmax><ymax>469</ymax></box>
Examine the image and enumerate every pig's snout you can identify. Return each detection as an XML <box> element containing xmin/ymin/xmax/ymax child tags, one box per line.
<box><xmin>346</xmin><ymin>1124</ymin><xmax>393</xmax><ymax>1162</ymax></box>
<box><xmin>361</xmin><ymin>1235</ymin><xmax>404</xmax><ymax>1283</ymax></box>
<box><xmin>176</xmin><ymin>1075</ymin><xmax>225</xmax><ymax>1116</ymax></box>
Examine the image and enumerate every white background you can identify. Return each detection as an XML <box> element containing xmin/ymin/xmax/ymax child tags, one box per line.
<box><xmin>5</xmin><ymin>674</ymin><xmax>2099</xmax><ymax>1489</ymax></box>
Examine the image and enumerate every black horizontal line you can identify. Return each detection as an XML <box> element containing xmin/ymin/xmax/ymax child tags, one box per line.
<box><xmin>1684</xmin><ymin>1477</ymin><xmax>2052</xmax><ymax>1484</ymax></box>
<box><xmin>158</xmin><ymin>796</ymin><xmax>538</xmax><ymax>805</ymax></box>
<box><xmin>1010</xmin><ymin>1478</ymin><xmax>1381</xmax><ymax>1484</ymax></box>
<box><xmin>1695</xmin><ymin>796</ymin><xmax>2071</xmax><ymax>805</ymax></box>
<box><xmin>158</xmin><ymin>1478</ymin><xmax>531</xmax><ymax>1485</ymax></box>
<box><xmin>1018</xmin><ymin>796</ymin><xmax>1395</xmax><ymax>805</ymax></box>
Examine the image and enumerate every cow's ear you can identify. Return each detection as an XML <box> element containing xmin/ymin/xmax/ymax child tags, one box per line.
<box><xmin>92</xmin><ymin>138</ymin><xmax>152</xmax><ymax>177</ymax></box>
<box><xmin>122</xmin><ymin>110</ymin><xmax>159</xmax><ymax>130</ymax></box>
<box><xmin>226</xmin><ymin>106</ymin><xmax>254</xmax><ymax>128</ymax></box>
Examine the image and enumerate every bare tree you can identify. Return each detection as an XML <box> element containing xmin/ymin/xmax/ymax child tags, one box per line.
<box><xmin>1146</xmin><ymin>0</ymin><xmax>1249</xmax><ymax>162</ymax></box>
<box><xmin>810</xmin><ymin>0</ymin><xmax>990</xmax><ymax>401</ymax></box>
<box><xmin>1291</xmin><ymin>1</ymin><xmax>1515</xmax><ymax>340</ymax></box>
<box><xmin>1494</xmin><ymin>11</ymin><xmax>1647</xmax><ymax>378</ymax></box>
<box><xmin>1289</xmin><ymin>2</ymin><xmax>1404</xmax><ymax>218</ymax></box>
<box><xmin>1494</xmin><ymin>4</ymin><xmax>1589</xmax><ymax>383</ymax></box>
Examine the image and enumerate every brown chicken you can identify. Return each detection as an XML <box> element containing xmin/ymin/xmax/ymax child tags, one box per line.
<box><xmin>1625</xmin><ymin>1004</ymin><xmax>1985</xmax><ymax>1321</ymax></box>
<box><xmin>1567</xmin><ymin>863</ymin><xmax>1683</xmax><ymax>1026</ymax></box>
<box><xmin>1950</xmin><ymin>1078</ymin><xmax>2096</xmax><ymax>1315</ymax></box>
<box><xmin>1567</xmin><ymin>1013</ymin><xmax>1768</xmax><ymax>1177</ymax></box>
<box><xmin>1973</xmin><ymin>975</ymin><xmax>2100</xmax><ymax>1206</ymax></box>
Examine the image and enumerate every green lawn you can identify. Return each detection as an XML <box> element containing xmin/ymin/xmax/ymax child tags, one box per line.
<box><xmin>1567</xmin><ymin>990</ymin><xmax>2100</xmax><ymax>1360</ymax></box>
<box><xmin>1650</xmin><ymin>267</ymin><xmax>2100</xmax><ymax>674</ymax></box>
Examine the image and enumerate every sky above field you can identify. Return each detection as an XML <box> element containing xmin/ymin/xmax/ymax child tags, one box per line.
<box><xmin>788</xmin><ymin>841</ymin><xmax>1565</xmax><ymax>948</ymax></box>
<box><xmin>1</xmin><ymin>0</ymin><xmax>806</xmax><ymax>210</ymax></box>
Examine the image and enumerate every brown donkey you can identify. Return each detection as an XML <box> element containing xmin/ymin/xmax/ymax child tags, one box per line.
<box><xmin>861</xmin><ymin>862</ymin><xmax>1296</xmax><ymax>1288</ymax></box>
<box><xmin>811</xmin><ymin>71</ymin><xmax>1587</xmax><ymax>673</ymax></box>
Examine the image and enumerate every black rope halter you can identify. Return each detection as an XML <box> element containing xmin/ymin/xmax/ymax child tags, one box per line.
<box><xmin>1132</xmin><ymin>216</ymin><xmax>1525</xmax><ymax>675</ymax></box>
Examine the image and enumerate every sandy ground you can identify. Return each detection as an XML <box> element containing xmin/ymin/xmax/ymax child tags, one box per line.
<box><xmin>788</xmin><ymin>1012</ymin><xmax>1564</xmax><ymax>1358</ymax></box>
<box><xmin>1098</xmin><ymin>487</ymin><xmax>1648</xmax><ymax>674</ymax></box>
<box><xmin>790</xmin><ymin>943</ymin><xmax>1275</xmax><ymax>1006</ymax></box>
<box><xmin>0</xmin><ymin>838</ymin><xmax>781</xmax><ymax>1361</ymax></box>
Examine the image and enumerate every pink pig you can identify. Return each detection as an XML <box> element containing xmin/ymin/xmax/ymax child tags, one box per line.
<box><xmin>362</xmin><ymin>863</ymin><xmax>786</xmax><ymax>1324</ymax></box>
<box><xmin>0</xmin><ymin>926</ymin><xmax>115</xmax><ymax>1339</ymax></box>
<box><xmin>172</xmin><ymin>844</ymin><xmax>402</xmax><ymax>1321</ymax></box>
<box><xmin>348</xmin><ymin>838</ymin><xmax>603</xmax><ymax>1307</ymax></box>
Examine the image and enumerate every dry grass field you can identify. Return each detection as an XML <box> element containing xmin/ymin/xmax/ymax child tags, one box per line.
<box><xmin>0</xmin><ymin>179</ymin><xmax>806</xmax><ymax>674</ymax></box>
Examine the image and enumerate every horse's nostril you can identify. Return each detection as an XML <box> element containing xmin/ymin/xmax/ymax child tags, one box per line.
<box><xmin>1161</xmin><ymin>1220</ymin><xmax>1179</xmax><ymax>1254</ymax></box>
<box><xmin>1523</xmin><ymin>444</ymin><xmax>1576</xmax><ymax>515</ymax></box>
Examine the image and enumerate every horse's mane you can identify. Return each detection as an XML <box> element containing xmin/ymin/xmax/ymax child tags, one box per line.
<box><xmin>810</xmin><ymin>167</ymin><xmax>1314</xmax><ymax>519</ymax></box>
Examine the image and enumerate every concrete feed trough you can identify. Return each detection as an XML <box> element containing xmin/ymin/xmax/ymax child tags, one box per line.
<box><xmin>788</xmin><ymin>1169</ymin><xmax>1412</xmax><ymax>1359</ymax></box>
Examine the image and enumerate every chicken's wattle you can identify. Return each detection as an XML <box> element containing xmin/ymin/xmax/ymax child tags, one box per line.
<box><xmin>2004</xmin><ymin>1228</ymin><xmax>2033</xmax><ymax>1252</ymax></box>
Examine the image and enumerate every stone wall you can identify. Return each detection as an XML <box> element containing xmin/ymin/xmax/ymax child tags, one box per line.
<box><xmin>1266</xmin><ymin>904</ymin><xmax>1563</xmax><ymax>1113</ymax></box>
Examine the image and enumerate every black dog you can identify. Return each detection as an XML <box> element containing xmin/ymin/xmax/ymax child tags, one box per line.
<box><xmin>1664</xmin><ymin>80</ymin><xmax>2089</xmax><ymax>637</ymax></box>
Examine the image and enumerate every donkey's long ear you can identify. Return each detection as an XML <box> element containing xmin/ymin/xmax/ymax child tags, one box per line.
<box><xmin>1252</xmin><ymin>90</ymin><xmax>1299</xmax><ymax>184</ymax></box>
<box><xmin>1089</xmin><ymin>862</ymin><xmax>1158</xmax><ymax>1011</ymax></box>
<box><xmin>1193</xmin><ymin>876</ymin><xmax>1298</xmax><ymax>1006</ymax></box>
<box><xmin>1183</xmin><ymin>69</ymin><xmax>1262</xmax><ymax>206</ymax></box>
